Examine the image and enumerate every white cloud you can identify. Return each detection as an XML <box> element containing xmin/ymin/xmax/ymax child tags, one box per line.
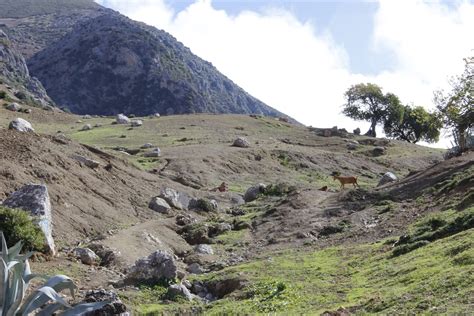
<box><xmin>95</xmin><ymin>0</ymin><xmax>474</xmax><ymax>148</ymax></box>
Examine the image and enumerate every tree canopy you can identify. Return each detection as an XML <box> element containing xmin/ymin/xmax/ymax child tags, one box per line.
<box><xmin>384</xmin><ymin>105</ymin><xmax>442</xmax><ymax>143</ymax></box>
<box><xmin>435</xmin><ymin>56</ymin><xmax>473</xmax><ymax>151</ymax></box>
<box><xmin>342</xmin><ymin>83</ymin><xmax>404</xmax><ymax>137</ymax></box>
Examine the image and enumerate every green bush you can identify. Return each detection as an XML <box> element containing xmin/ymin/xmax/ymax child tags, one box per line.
<box><xmin>0</xmin><ymin>206</ymin><xmax>45</xmax><ymax>251</ymax></box>
<box><xmin>0</xmin><ymin>90</ymin><xmax>6</xmax><ymax>99</ymax></box>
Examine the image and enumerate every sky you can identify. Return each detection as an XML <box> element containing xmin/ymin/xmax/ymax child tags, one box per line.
<box><xmin>95</xmin><ymin>0</ymin><xmax>474</xmax><ymax>148</ymax></box>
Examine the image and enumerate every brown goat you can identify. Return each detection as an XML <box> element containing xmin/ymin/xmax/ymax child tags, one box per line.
<box><xmin>333</xmin><ymin>175</ymin><xmax>359</xmax><ymax>190</ymax></box>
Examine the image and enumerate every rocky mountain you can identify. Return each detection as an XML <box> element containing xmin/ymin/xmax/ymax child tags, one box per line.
<box><xmin>27</xmin><ymin>13</ymin><xmax>285</xmax><ymax>117</ymax></box>
<box><xmin>0</xmin><ymin>29</ymin><xmax>52</xmax><ymax>106</ymax></box>
<box><xmin>0</xmin><ymin>0</ymin><xmax>287</xmax><ymax>117</ymax></box>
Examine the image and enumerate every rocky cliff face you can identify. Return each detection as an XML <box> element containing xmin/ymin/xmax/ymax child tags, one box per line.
<box><xmin>27</xmin><ymin>13</ymin><xmax>284</xmax><ymax>117</ymax></box>
<box><xmin>0</xmin><ymin>30</ymin><xmax>52</xmax><ymax>106</ymax></box>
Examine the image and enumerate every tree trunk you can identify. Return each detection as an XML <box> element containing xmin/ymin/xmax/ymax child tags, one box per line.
<box><xmin>365</xmin><ymin>119</ymin><xmax>377</xmax><ymax>137</ymax></box>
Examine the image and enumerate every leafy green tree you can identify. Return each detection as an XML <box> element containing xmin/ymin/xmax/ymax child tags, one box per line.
<box><xmin>435</xmin><ymin>56</ymin><xmax>473</xmax><ymax>151</ymax></box>
<box><xmin>384</xmin><ymin>105</ymin><xmax>442</xmax><ymax>143</ymax></box>
<box><xmin>342</xmin><ymin>83</ymin><xmax>404</xmax><ymax>137</ymax></box>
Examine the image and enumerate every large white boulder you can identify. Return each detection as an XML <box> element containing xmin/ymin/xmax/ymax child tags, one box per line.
<box><xmin>377</xmin><ymin>172</ymin><xmax>398</xmax><ymax>187</ymax></box>
<box><xmin>3</xmin><ymin>184</ymin><xmax>55</xmax><ymax>255</ymax></box>
<box><xmin>8</xmin><ymin>118</ymin><xmax>34</xmax><ymax>132</ymax></box>
<box><xmin>116</xmin><ymin>114</ymin><xmax>130</xmax><ymax>124</ymax></box>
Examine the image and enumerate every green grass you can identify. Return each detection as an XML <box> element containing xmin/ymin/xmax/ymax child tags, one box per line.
<box><xmin>133</xmin><ymin>214</ymin><xmax>473</xmax><ymax>315</ymax></box>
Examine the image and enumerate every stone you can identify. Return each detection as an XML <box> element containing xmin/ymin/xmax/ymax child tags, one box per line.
<box><xmin>182</xmin><ymin>280</ymin><xmax>192</xmax><ymax>289</ymax></box>
<box><xmin>126</xmin><ymin>250</ymin><xmax>177</xmax><ymax>282</ymax></box>
<box><xmin>159</xmin><ymin>188</ymin><xmax>184</xmax><ymax>209</ymax></box>
<box><xmin>233</xmin><ymin>137</ymin><xmax>250</xmax><ymax>148</ymax></box>
<box><xmin>82</xmin><ymin>115</ymin><xmax>92</xmax><ymax>119</ymax></box>
<box><xmin>243</xmin><ymin>183</ymin><xmax>267</xmax><ymax>202</ymax></box>
<box><xmin>74</xmin><ymin>247</ymin><xmax>99</xmax><ymax>265</ymax></box>
<box><xmin>80</xmin><ymin>124</ymin><xmax>92</xmax><ymax>131</ymax></box>
<box><xmin>131</xmin><ymin>119</ymin><xmax>143</xmax><ymax>127</ymax></box>
<box><xmin>188</xmin><ymin>198</ymin><xmax>217</xmax><ymax>212</ymax></box>
<box><xmin>84</xmin><ymin>289</ymin><xmax>128</xmax><ymax>315</ymax></box>
<box><xmin>187</xmin><ymin>263</ymin><xmax>204</xmax><ymax>274</ymax></box>
<box><xmin>72</xmin><ymin>155</ymin><xmax>100</xmax><ymax>169</ymax></box>
<box><xmin>346</xmin><ymin>143</ymin><xmax>358</xmax><ymax>150</ymax></box>
<box><xmin>141</xmin><ymin>143</ymin><xmax>154</xmax><ymax>149</ymax></box>
<box><xmin>3</xmin><ymin>184</ymin><xmax>55</xmax><ymax>255</ymax></box>
<box><xmin>148</xmin><ymin>197</ymin><xmax>171</xmax><ymax>214</ymax></box>
<box><xmin>116</xmin><ymin>113</ymin><xmax>130</xmax><ymax>124</ymax></box>
<box><xmin>153</xmin><ymin>113</ymin><xmax>160</xmax><ymax>117</ymax></box>
<box><xmin>167</xmin><ymin>284</ymin><xmax>193</xmax><ymax>301</ymax></box>
<box><xmin>353</xmin><ymin>128</ymin><xmax>361</xmax><ymax>135</ymax></box>
<box><xmin>215</xmin><ymin>223</ymin><xmax>232</xmax><ymax>234</ymax></box>
<box><xmin>8</xmin><ymin>118</ymin><xmax>34</xmax><ymax>132</ymax></box>
<box><xmin>144</xmin><ymin>148</ymin><xmax>161</xmax><ymax>157</ymax></box>
<box><xmin>377</xmin><ymin>172</ymin><xmax>398</xmax><ymax>187</ymax></box>
<box><xmin>372</xmin><ymin>146</ymin><xmax>386</xmax><ymax>156</ymax></box>
<box><xmin>195</xmin><ymin>244</ymin><xmax>214</xmax><ymax>255</ymax></box>
<box><xmin>6</xmin><ymin>102</ymin><xmax>21</xmax><ymax>111</ymax></box>
<box><xmin>231</xmin><ymin>195</ymin><xmax>245</xmax><ymax>205</ymax></box>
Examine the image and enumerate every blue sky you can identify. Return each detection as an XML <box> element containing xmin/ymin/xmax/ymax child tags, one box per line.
<box><xmin>97</xmin><ymin>0</ymin><xmax>474</xmax><ymax>147</ymax></box>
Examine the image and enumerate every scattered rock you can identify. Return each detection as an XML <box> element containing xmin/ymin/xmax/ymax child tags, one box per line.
<box><xmin>74</xmin><ymin>247</ymin><xmax>99</xmax><ymax>265</ymax></box>
<box><xmin>116</xmin><ymin>114</ymin><xmax>130</xmax><ymax>124</ymax></box>
<box><xmin>72</xmin><ymin>155</ymin><xmax>100</xmax><ymax>169</ymax></box>
<box><xmin>126</xmin><ymin>250</ymin><xmax>177</xmax><ymax>283</ymax></box>
<box><xmin>182</xmin><ymin>280</ymin><xmax>192</xmax><ymax>289</ymax></box>
<box><xmin>243</xmin><ymin>183</ymin><xmax>266</xmax><ymax>202</ymax></box>
<box><xmin>176</xmin><ymin>214</ymin><xmax>196</xmax><ymax>226</ymax></box>
<box><xmin>231</xmin><ymin>195</ymin><xmax>245</xmax><ymax>205</ymax></box>
<box><xmin>83</xmin><ymin>289</ymin><xmax>128</xmax><ymax>316</ymax></box>
<box><xmin>6</xmin><ymin>102</ymin><xmax>21</xmax><ymax>111</ymax></box>
<box><xmin>88</xmin><ymin>244</ymin><xmax>121</xmax><ymax>267</ymax></box>
<box><xmin>80</xmin><ymin>124</ymin><xmax>93</xmax><ymax>131</ymax></box>
<box><xmin>131</xmin><ymin>119</ymin><xmax>143</xmax><ymax>127</ymax></box>
<box><xmin>159</xmin><ymin>188</ymin><xmax>188</xmax><ymax>210</ymax></box>
<box><xmin>187</xmin><ymin>263</ymin><xmax>204</xmax><ymax>274</ymax></box>
<box><xmin>353</xmin><ymin>127</ymin><xmax>361</xmax><ymax>135</ymax></box>
<box><xmin>206</xmin><ymin>277</ymin><xmax>245</xmax><ymax>299</ymax></box>
<box><xmin>189</xmin><ymin>198</ymin><xmax>217</xmax><ymax>212</ymax></box>
<box><xmin>3</xmin><ymin>184</ymin><xmax>55</xmax><ymax>255</ymax></box>
<box><xmin>167</xmin><ymin>284</ymin><xmax>193</xmax><ymax>301</ymax></box>
<box><xmin>377</xmin><ymin>172</ymin><xmax>398</xmax><ymax>187</ymax></box>
<box><xmin>141</xmin><ymin>143</ymin><xmax>154</xmax><ymax>149</ymax></box>
<box><xmin>82</xmin><ymin>115</ymin><xmax>92</xmax><ymax>119</ymax></box>
<box><xmin>8</xmin><ymin>118</ymin><xmax>34</xmax><ymax>132</ymax></box>
<box><xmin>346</xmin><ymin>143</ymin><xmax>358</xmax><ymax>150</ymax></box>
<box><xmin>144</xmin><ymin>148</ymin><xmax>161</xmax><ymax>157</ymax></box>
<box><xmin>372</xmin><ymin>146</ymin><xmax>386</xmax><ymax>156</ymax></box>
<box><xmin>148</xmin><ymin>197</ymin><xmax>171</xmax><ymax>214</ymax></box>
<box><xmin>195</xmin><ymin>244</ymin><xmax>214</xmax><ymax>255</ymax></box>
<box><xmin>233</xmin><ymin>137</ymin><xmax>250</xmax><ymax>148</ymax></box>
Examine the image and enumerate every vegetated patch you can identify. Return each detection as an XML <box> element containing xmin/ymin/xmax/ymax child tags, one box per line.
<box><xmin>263</xmin><ymin>182</ymin><xmax>295</xmax><ymax>197</ymax></box>
<box><xmin>0</xmin><ymin>206</ymin><xmax>45</xmax><ymax>251</ymax></box>
<box><xmin>392</xmin><ymin>207</ymin><xmax>474</xmax><ymax>257</ymax></box>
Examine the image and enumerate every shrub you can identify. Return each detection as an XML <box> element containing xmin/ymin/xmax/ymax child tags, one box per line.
<box><xmin>0</xmin><ymin>90</ymin><xmax>6</xmax><ymax>99</ymax></box>
<box><xmin>0</xmin><ymin>206</ymin><xmax>45</xmax><ymax>251</ymax></box>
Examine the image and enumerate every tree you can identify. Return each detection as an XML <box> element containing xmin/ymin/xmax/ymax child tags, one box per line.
<box><xmin>435</xmin><ymin>56</ymin><xmax>473</xmax><ymax>151</ymax></box>
<box><xmin>384</xmin><ymin>105</ymin><xmax>442</xmax><ymax>143</ymax></box>
<box><xmin>342</xmin><ymin>83</ymin><xmax>404</xmax><ymax>137</ymax></box>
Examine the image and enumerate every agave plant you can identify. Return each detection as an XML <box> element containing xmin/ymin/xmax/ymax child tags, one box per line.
<box><xmin>1</xmin><ymin>232</ymin><xmax>110</xmax><ymax>316</ymax></box>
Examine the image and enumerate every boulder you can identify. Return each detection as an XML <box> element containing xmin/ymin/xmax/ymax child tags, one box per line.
<box><xmin>243</xmin><ymin>183</ymin><xmax>267</xmax><ymax>202</ymax></box>
<box><xmin>353</xmin><ymin>127</ymin><xmax>361</xmax><ymax>135</ymax></box>
<box><xmin>189</xmin><ymin>198</ymin><xmax>217</xmax><ymax>212</ymax></box>
<box><xmin>3</xmin><ymin>184</ymin><xmax>55</xmax><ymax>255</ymax></box>
<box><xmin>187</xmin><ymin>263</ymin><xmax>204</xmax><ymax>274</ymax></box>
<box><xmin>148</xmin><ymin>197</ymin><xmax>171</xmax><ymax>214</ymax></box>
<box><xmin>74</xmin><ymin>247</ymin><xmax>99</xmax><ymax>265</ymax></box>
<box><xmin>230</xmin><ymin>195</ymin><xmax>245</xmax><ymax>205</ymax></box>
<box><xmin>346</xmin><ymin>143</ymin><xmax>358</xmax><ymax>150</ymax></box>
<box><xmin>8</xmin><ymin>118</ymin><xmax>34</xmax><ymax>132</ymax></box>
<box><xmin>167</xmin><ymin>284</ymin><xmax>193</xmax><ymax>301</ymax></box>
<box><xmin>82</xmin><ymin>115</ymin><xmax>92</xmax><ymax>119</ymax></box>
<box><xmin>159</xmin><ymin>188</ymin><xmax>185</xmax><ymax>209</ymax></box>
<box><xmin>6</xmin><ymin>103</ymin><xmax>21</xmax><ymax>112</ymax></box>
<box><xmin>141</xmin><ymin>143</ymin><xmax>154</xmax><ymax>149</ymax></box>
<box><xmin>126</xmin><ymin>250</ymin><xmax>177</xmax><ymax>282</ymax></box>
<box><xmin>131</xmin><ymin>119</ymin><xmax>143</xmax><ymax>127</ymax></box>
<box><xmin>116</xmin><ymin>114</ymin><xmax>130</xmax><ymax>124</ymax></box>
<box><xmin>80</xmin><ymin>124</ymin><xmax>92</xmax><ymax>131</ymax></box>
<box><xmin>84</xmin><ymin>289</ymin><xmax>128</xmax><ymax>315</ymax></box>
<box><xmin>233</xmin><ymin>137</ymin><xmax>250</xmax><ymax>148</ymax></box>
<box><xmin>72</xmin><ymin>155</ymin><xmax>100</xmax><ymax>169</ymax></box>
<box><xmin>377</xmin><ymin>172</ymin><xmax>398</xmax><ymax>187</ymax></box>
<box><xmin>195</xmin><ymin>244</ymin><xmax>214</xmax><ymax>255</ymax></box>
<box><xmin>144</xmin><ymin>148</ymin><xmax>161</xmax><ymax>157</ymax></box>
<box><xmin>153</xmin><ymin>113</ymin><xmax>160</xmax><ymax>117</ymax></box>
<box><xmin>372</xmin><ymin>146</ymin><xmax>386</xmax><ymax>156</ymax></box>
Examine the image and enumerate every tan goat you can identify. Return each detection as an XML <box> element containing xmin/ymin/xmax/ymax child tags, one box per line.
<box><xmin>333</xmin><ymin>175</ymin><xmax>359</xmax><ymax>190</ymax></box>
